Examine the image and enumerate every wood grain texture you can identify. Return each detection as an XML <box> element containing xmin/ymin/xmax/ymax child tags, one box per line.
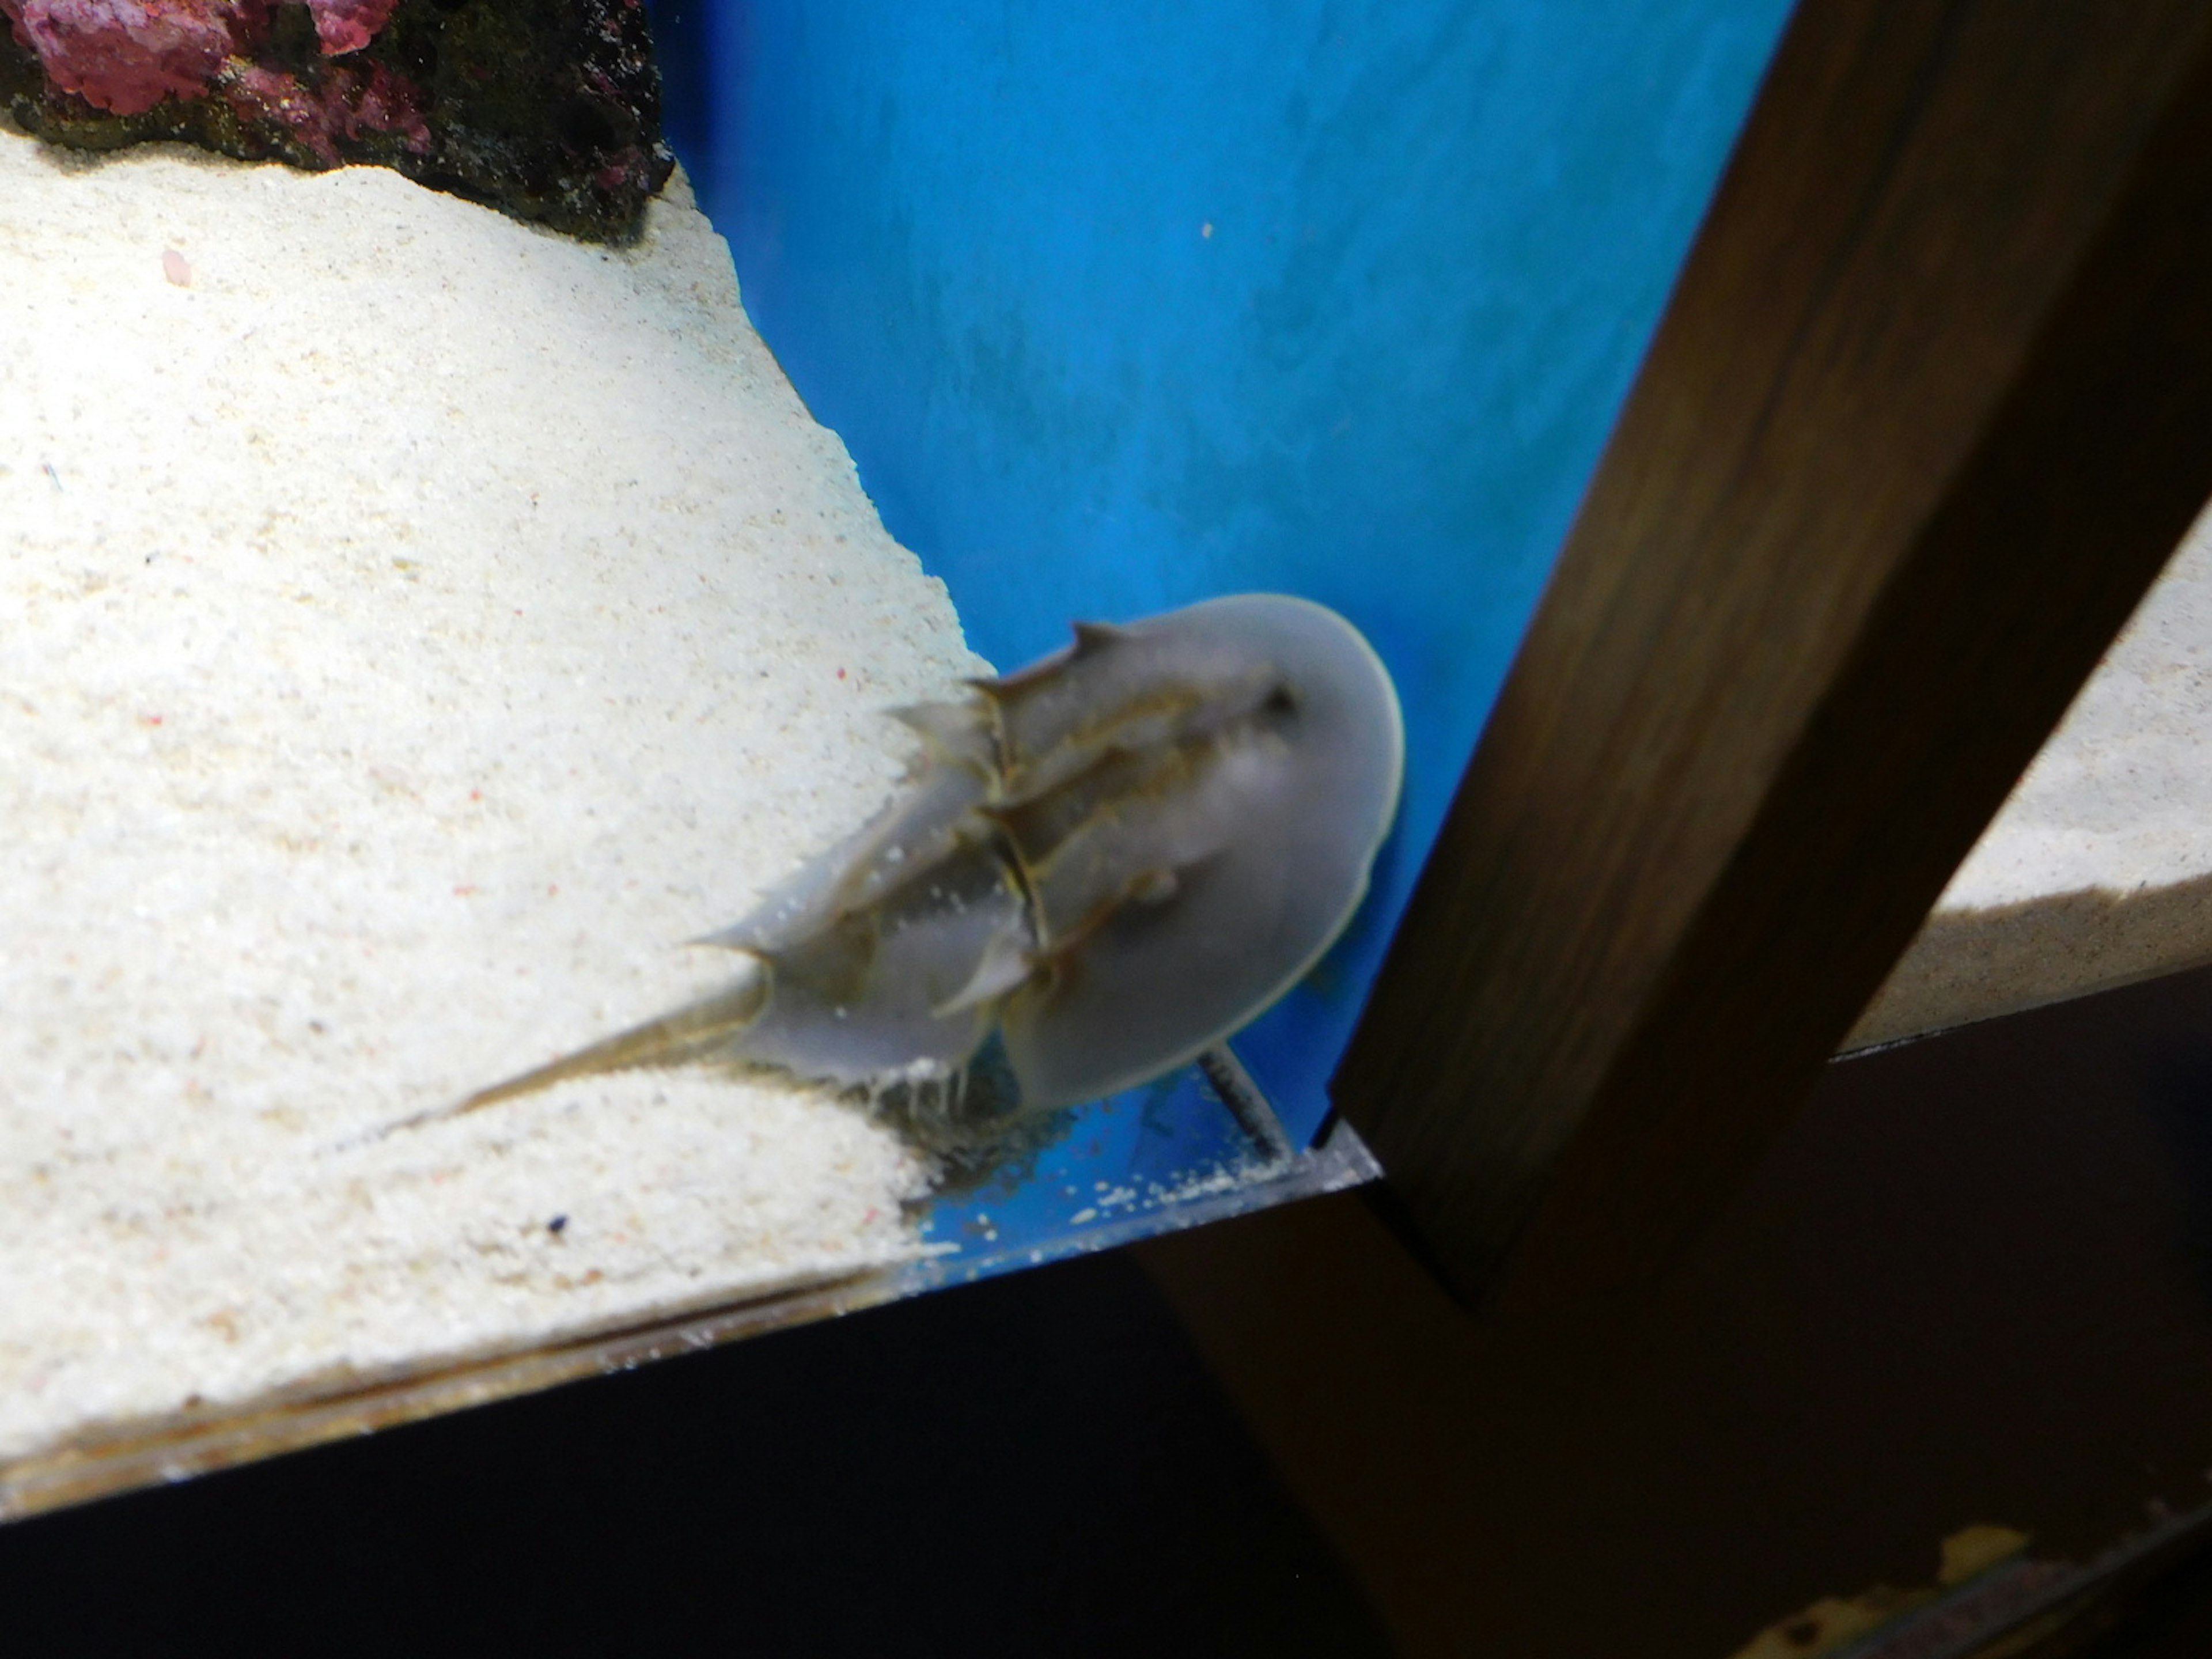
<box><xmin>1335</xmin><ymin>0</ymin><xmax>2212</xmax><ymax>1312</ymax></box>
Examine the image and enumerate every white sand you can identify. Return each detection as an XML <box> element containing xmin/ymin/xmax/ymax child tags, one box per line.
<box><xmin>1851</xmin><ymin>502</ymin><xmax>2212</xmax><ymax>1048</ymax></box>
<box><xmin>0</xmin><ymin>131</ymin><xmax>983</xmax><ymax>1468</ymax></box>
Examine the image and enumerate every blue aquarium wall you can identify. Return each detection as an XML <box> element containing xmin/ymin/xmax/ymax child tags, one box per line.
<box><xmin>647</xmin><ymin>0</ymin><xmax>1794</xmax><ymax>1145</ymax></box>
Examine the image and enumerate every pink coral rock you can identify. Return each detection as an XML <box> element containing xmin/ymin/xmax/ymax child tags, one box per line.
<box><xmin>0</xmin><ymin>0</ymin><xmax>397</xmax><ymax>116</ymax></box>
<box><xmin>222</xmin><ymin>56</ymin><xmax>426</xmax><ymax>163</ymax></box>
<box><xmin>0</xmin><ymin>0</ymin><xmax>672</xmax><ymax>241</ymax></box>
<box><xmin>304</xmin><ymin>0</ymin><xmax>392</xmax><ymax>55</ymax></box>
<box><xmin>0</xmin><ymin>0</ymin><xmax>252</xmax><ymax>115</ymax></box>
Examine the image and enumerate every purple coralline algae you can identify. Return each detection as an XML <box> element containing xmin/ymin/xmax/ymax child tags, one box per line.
<box><xmin>1</xmin><ymin>0</ymin><xmax>671</xmax><ymax>241</ymax></box>
<box><xmin>1</xmin><ymin>0</ymin><xmax>403</xmax><ymax>117</ymax></box>
<box><xmin>218</xmin><ymin>55</ymin><xmax>425</xmax><ymax>162</ymax></box>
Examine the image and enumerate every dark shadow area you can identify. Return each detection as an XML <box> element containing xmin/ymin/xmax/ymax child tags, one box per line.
<box><xmin>0</xmin><ymin>1252</ymin><xmax>1391</xmax><ymax>1658</ymax></box>
<box><xmin>2066</xmin><ymin>1533</ymin><xmax>2212</xmax><ymax>1657</ymax></box>
<box><xmin>2138</xmin><ymin>1030</ymin><xmax>2212</xmax><ymax>1306</ymax></box>
<box><xmin>1141</xmin><ymin>959</ymin><xmax>2212</xmax><ymax>1658</ymax></box>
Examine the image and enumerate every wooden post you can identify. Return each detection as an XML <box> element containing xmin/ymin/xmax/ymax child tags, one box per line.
<box><xmin>1335</xmin><ymin>0</ymin><xmax>2212</xmax><ymax>1313</ymax></box>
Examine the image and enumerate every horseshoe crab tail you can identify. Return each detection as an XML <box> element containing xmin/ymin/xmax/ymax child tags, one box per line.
<box><xmin>387</xmin><ymin>968</ymin><xmax>771</xmax><ymax>1136</ymax></box>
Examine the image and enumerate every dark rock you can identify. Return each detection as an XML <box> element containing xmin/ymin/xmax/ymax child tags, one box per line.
<box><xmin>0</xmin><ymin>0</ymin><xmax>674</xmax><ymax>243</ymax></box>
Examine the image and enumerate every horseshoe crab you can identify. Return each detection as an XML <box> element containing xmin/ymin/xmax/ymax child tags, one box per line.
<box><xmin>412</xmin><ymin>593</ymin><xmax>1403</xmax><ymax>1145</ymax></box>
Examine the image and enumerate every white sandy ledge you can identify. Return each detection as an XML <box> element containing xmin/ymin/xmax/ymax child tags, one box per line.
<box><xmin>1852</xmin><ymin>502</ymin><xmax>2212</xmax><ymax>1050</ymax></box>
<box><xmin>0</xmin><ymin>131</ymin><xmax>984</xmax><ymax>1468</ymax></box>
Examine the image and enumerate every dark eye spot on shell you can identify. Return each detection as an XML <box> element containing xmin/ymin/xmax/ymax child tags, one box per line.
<box><xmin>547</xmin><ymin>1214</ymin><xmax>568</xmax><ymax>1235</ymax></box>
